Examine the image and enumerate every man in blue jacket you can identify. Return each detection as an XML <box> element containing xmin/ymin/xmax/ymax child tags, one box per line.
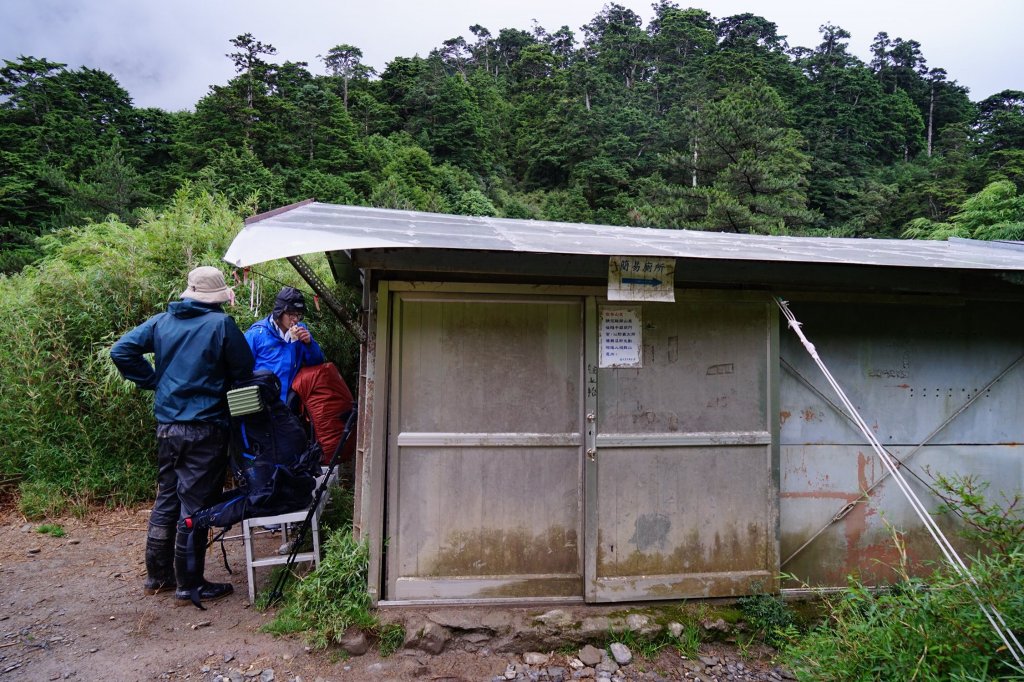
<box><xmin>245</xmin><ymin>286</ymin><xmax>324</xmax><ymax>406</ymax></box>
<box><xmin>111</xmin><ymin>266</ymin><xmax>254</xmax><ymax>607</ymax></box>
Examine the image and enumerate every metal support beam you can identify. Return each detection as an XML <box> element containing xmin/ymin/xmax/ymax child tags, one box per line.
<box><xmin>287</xmin><ymin>255</ymin><xmax>367</xmax><ymax>344</ymax></box>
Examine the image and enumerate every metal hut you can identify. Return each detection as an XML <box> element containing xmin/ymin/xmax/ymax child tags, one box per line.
<box><xmin>226</xmin><ymin>201</ymin><xmax>1024</xmax><ymax>605</ymax></box>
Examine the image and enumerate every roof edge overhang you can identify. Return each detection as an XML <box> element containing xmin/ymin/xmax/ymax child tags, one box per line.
<box><xmin>224</xmin><ymin>203</ymin><xmax>1024</xmax><ymax>288</ymax></box>
<box><xmin>243</xmin><ymin>198</ymin><xmax>317</xmax><ymax>226</ymax></box>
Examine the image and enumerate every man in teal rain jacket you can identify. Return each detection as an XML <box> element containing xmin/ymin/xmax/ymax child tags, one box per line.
<box><xmin>111</xmin><ymin>266</ymin><xmax>254</xmax><ymax>607</ymax></box>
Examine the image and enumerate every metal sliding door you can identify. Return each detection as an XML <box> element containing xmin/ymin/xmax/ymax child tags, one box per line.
<box><xmin>387</xmin><ymin>293</ymin><xmax>584</xmax><ymax>600</ymax></box>
<box><xmin>585</xmin><ymin>293</ymin><xmax>778</xmax><ymax>601</ymax></box>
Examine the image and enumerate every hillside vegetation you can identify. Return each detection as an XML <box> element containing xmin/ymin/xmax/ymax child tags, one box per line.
<box><xmin>2</xmin><ymin>5</ymin><xmax>1024</xmax><ymax>274</ymax></box>
<box><xmin>1</xmin><ymin>3</ymin><xmax>1023</xmax><ymax>510</ymax></box>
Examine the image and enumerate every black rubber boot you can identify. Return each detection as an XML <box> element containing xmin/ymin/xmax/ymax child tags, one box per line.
<box><xmin>174</xmin><ymin>525</ymin><xmax>232</xmax><ymax>609</ymax></box>
<box><xmin>176</xmin><ymin>580</ymin><xmax>233</xmax><ymax>607</ymax></box>
<box><xmin>143</xmin><ymin>524</ymin><xmax>175</xmax><ymax>595</ymax></box>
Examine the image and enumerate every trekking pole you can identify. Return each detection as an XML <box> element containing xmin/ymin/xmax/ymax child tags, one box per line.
<box><xmin>267</xmin><ymin>405</ymin><xmax>358</xmax><ymax>604</ymax></box>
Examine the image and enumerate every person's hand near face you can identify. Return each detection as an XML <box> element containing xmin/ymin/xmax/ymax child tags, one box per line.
<box><xmin>280</xmin><ymin>311</ymin><xmax>311</xmax><ymax>344</ymax></box>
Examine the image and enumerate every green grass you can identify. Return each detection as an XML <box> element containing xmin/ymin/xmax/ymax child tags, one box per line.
<box><xmin>598</xmin><ymin>603</ymin><xmax>734</xmax><ymax>662</ymax></box>
<box><xmin>610</xmin><ymin>627</ymin><xmax>672</xmax><ymax>659</ymax></box>
<box><xmin>260</xmin><ymin>524</ymin><xmax>402</xmax><ymax>656</ymax></box>
<box><xmin>35</xmin><ymin>523</ymin><xmax>66</xmax><ymax>537</ymax></box>
<box><xmin>675</xmin><ymin>620</ymin><xmax>702</xmax><ymax>658</ymax></box>
<box><xmin>377</xmin><ymin>623</ymin><xmax>406</xmax><ymax>657</ymax></box>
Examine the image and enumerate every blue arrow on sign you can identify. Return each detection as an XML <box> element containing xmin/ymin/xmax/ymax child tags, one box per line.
<box><xmin>622</xmin><ymin>277</ymin><xmax>663</xmax><ymax>286</ymax></box>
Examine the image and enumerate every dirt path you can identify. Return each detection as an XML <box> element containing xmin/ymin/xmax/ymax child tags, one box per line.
<box><xmin>0</xmin><ymin>507</ymin><xmax>783</xmax><ymax>681</ymax></box>
<box><xmin>0</xmin><ymin>506</ymin><xmax>487</xmax><ymax>681</ymax></box>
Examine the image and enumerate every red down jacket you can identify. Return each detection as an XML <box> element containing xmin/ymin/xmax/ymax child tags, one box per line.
<box><xmin>290</xmin><ymin>362</ymin><xmax>356</xmax><ymax>467</ymax></box>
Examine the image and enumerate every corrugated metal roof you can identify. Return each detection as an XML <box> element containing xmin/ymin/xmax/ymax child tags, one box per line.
<box><xmin>223</xmin><ymin>200</ymin><xmax>1024</xmax><ymax>271</ymax></box>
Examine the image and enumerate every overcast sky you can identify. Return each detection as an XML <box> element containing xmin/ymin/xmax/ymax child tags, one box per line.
<box><xmin>2</xmin><ymin>0</ymin><xmax>1021</xmax><ymax>112</ymax></box>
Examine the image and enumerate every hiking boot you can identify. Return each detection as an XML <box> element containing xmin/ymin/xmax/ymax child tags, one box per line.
<box><xmin>174</xmin><ymin>525</ymin><xmax>224</xmax><ymax>609</ymax></box>
<box><xmin>143</xmin><ymin>577</ymin><xmax>175</xmax><ymax>596</ymax></box>
<box><xmin>174</xmin><ymin>581</ymin><xmax>233</xmax><ymax>607</ymax></box>
<box><xmin>143</xmin><ymin>523</ymin><xmax>175</xmax><ymax>596</ymax></box>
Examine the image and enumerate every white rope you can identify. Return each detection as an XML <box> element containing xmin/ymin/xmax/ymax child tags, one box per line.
<box><xmin>776</xmin><ymin>297</ymin><xmax>1024</xmax><ymax>668</ymax></box>
<box><xmin>251</xmin><ymin>275</ymin><xmax>262</xmax><ymax>318</ymax></box>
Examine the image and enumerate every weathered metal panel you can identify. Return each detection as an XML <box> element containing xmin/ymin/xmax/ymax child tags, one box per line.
<box><xmin>397</xmin><ymin>433</ymin><xmax>582</xmax><ymax>447</ymax></box>
<box><xmin>779</xmin><ymin>299</ymin><xmax>1024</xmax><ymax>587</ymax></box>
<box><xmin>392</xmin><ymin>445</ymin><xmax>581</xmax><ymax>598</ymax></box>
<box><xmin>372</xmin><ymin>282</ymin><xmax>1024</xmax><ymax>603</ymax></box>
<box><xmin>594</xmin><ymin>570</ymin><xmax>775</xmax><ymax>601</ymax></box>
<box><xmin>387</xmin><ymin>294</ymin><xmax>584</xmax><ymax>599</ymax></box>
<box><xmin>589</xmin><ymin>295</ymin><xmax>777</xmax><ymax>600</ymax></box>
<box><xmin>597</xmin><ymin>298</ymin><xmax>769</xmax><ymax>434</ymax></box>
<box><xmin>596</xmin><ymin>432</ymin><xmax>770</xmax><ymax>447</ymax></box>
<box><xmin>780</xmin><ymin>301</ymin><xmax>1024</xmax><ymax>445</ymax></box>
<box><xmin>393</xmin><ymin>576</ymin><xmax>582</xmax><ymax>601</ymax></box>
<box><xmin>395</xmin><ymin>295</ymin><xmax>582</xmax><ymax>434</ymax></box>
<box><xmin>594</xmin><ymin>445</ymin><xmax>773</xmax><ymax>576</ymax></box>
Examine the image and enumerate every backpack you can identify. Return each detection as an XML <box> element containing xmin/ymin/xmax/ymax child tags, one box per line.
<box><xmin>185</xmin><ymin>371</ymin><xmax>322</xmax><ymax>530</ymax></box>
<box><xmin>291</xmin><ymin>362</ymin><xmax>355</xmax><ymax>468</ymax></box>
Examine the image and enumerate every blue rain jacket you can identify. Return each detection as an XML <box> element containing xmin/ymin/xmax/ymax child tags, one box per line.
<box><xmin>244</xmin><ymin>314</ymin><xmax>325</xmax><ymax>403</ymax></box>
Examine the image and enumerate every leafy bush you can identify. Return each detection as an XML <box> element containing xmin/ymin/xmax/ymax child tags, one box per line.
<box><xmin>0</xmin><ymin>187</ymin><xmax>359</xmax><ymax>517</ymax></box>
<box><xmin>786</xmin><ymin>557</ymin><xmax>1024</xmax><ymax>681</ymax></box>
<box><xmin>0</xmin><ymin>189</ymin><xmax>236</xmax><ymax>516</ymax></box>
<box><xmin>737</xmin><ymin>592</ymin><xmax>799</xmax><ymax>649</ymax></box>
<box><xmin>784</xmin><ymin>479</ymin><xmax>1024</xmax><ymax>682</ymax></box>
<box><xmin>934</xmin><ymin>473</ymin><xmax>1024</xmax><ymax>554</ymax></box>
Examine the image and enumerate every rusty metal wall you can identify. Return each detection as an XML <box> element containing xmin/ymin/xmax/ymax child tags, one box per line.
<box><xmin>387</xmin><ymin>293</ymin><xmax>584</xmax><ymax>600</ymax></box>
<box><xmin>779</xmin><ymin>299</ymin><xmax>1024</xmax><ymax>586</ymax></box>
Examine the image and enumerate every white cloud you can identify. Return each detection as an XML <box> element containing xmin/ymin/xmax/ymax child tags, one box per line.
<box><xmin>1</xmin><ymin>0</ymin><xmax>1020</xmax><ymax>111</ymax></box>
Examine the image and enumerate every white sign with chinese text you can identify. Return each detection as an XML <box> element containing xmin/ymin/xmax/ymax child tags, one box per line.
<box><xmin>600</xmin><ymin>305</ymin><xmax>642</xmax><ymax>368</ymax></box>
<box><xmin>608</xmin><ymin>256</ymin><xmax>675</xmax><ymax>302</ymax></box>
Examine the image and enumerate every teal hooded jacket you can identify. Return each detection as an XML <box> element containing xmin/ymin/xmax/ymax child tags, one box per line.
<box><xmin>111</xmin><ymin>299</ymin><xmax>254</xmax><ymax>424</ymax></box>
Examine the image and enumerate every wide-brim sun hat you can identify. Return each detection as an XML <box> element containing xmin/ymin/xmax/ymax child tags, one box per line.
<box><xmin>180</xmin><ymin>266</ymin><xmax>233</xmax><ymax>304</ymax></box>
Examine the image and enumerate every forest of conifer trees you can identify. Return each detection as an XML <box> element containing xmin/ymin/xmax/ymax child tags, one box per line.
<box><xmin>2</xmin><ymin>3</ymin><xmax>1023</xmax><ymax>274</ymax></box>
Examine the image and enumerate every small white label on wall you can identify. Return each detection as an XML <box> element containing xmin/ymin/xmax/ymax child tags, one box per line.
<box><xmin>600</xmin><ymin>305</ymin><xmax>642</xmax><ymax>368</ymax></box>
